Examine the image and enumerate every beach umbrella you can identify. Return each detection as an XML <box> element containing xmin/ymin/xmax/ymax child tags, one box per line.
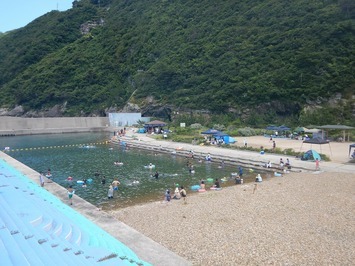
<box><xmin>201</xmin><ymin>129</ymin><xmax>224</xmax><ymax>135</ymax></box>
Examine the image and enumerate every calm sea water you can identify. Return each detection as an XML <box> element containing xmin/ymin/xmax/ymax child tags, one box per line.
<box><xmin>0</xmin><ymin>133</ymin><xmax>257</xmax><ymax>209</ymax></box>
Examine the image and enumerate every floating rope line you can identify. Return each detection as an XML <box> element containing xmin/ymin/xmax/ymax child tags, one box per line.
<box><xmin>4</xmin><ymin>141</ymin><xmax>109</xmax><ymax>152</ymax></box>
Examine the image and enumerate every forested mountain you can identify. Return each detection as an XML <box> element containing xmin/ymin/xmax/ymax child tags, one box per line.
<box><xmin>0</xmin><ymin>0</ymin><xmax>354</xmax><ymax>126</ymax></box>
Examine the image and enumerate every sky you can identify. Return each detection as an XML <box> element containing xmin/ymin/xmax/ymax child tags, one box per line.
<box><xmin>0</xmin><ymin>0</ymin><xmax>73</xmax><ymax>33</ymax></box>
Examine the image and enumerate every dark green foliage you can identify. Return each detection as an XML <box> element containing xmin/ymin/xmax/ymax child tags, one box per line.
<box><xmin>0</xmin><ymin>0</ymin><xmax>354</xmax><ymax>124</ymax></box>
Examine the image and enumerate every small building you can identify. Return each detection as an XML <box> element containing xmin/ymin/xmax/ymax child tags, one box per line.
<box><xmin>108</xmin><ymin>113</ymin><xmax>149</xmax><ymax>127</ymax></box>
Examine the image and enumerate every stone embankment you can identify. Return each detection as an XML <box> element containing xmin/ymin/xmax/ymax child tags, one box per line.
<box><xmin>0</xmin><ymin>116</ymin><xmax>110</xmax><ymax>136</ymax></box>
<box><xmin>111</xmin><ymin>135</ymin><xmax>310</xmax><ymax>174</ymax></box>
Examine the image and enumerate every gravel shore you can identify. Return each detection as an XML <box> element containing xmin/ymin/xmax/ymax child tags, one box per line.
<box><xmin>111</xmin><ymin>171</ymin><xmax>355</xmax><ymax>265</ymax></box>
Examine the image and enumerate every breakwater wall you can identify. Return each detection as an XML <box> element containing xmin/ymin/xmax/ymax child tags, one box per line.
<box><xmin>112</xmin><ymin>136</ymin><xmax>309</xmax><ymax>174</ymax></box>
<box><xmin>0</xmin><ymin>116</ymin><xmax>110</xmax><ymax>136</ymax></box>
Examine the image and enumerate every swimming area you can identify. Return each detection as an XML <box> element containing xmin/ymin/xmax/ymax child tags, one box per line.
<box><xmin>0</xmin><ymin>132</ymin><xmax>260</xmax><ymax>210</ymax></box>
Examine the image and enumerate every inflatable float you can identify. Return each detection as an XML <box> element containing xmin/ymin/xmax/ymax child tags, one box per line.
<box><xmin>144</xmin><ymin>164</ymin><xmax>155</xmax><ymax>169</ymax></box>
<box><xmin>221</xmin><ymin>177</ymin><xmax>228</xmax><ymax>182</ymax></box>
<box><xmin>190</xmin><ymin>185</ymin><xmax>201</xmax><ymax>191</ymax></box>
<box><xmin>198</xmin><ymin>188</ymin><xmax>206</xmax><ymax>192</ymax></box>
<box><xmin>210</xmin><ymin>187</ymin><xmax>222</xmax><ymax>191</ymax></box>
<box><xmin>274</xmin><ymin>172</ymin><xmax>282</xmax><ymax>177</ymax></box>
<box><xmin>206</xmin><ymin>178</ymin><xmax>214</xmax><ymax>183</ymax></box>
<box><xmin>77</xmin><ymin>178</ymin><xmax>93</xmax><ymax>184</ymax></box>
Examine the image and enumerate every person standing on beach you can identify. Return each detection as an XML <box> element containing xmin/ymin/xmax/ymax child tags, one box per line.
<box><xmin>112</xmin><ymin>178</ymin><xmax>120</xmax><ymax>192</ymax></box>
<box><xmin>315</xmin><ymin>158</ymin><xmax>320</xmax><ymax>171</ymax></box>
<box><xmin>180</xmin><ymin>186</ymin><xmax>187</xmax><ymax>204</ymax></box>
<box><xmin>67</xmin><ymin>186</ymin><xmax>75</xmax><ymax>205</ymax></box>
<box><xmin>101</xmin><ymin>176</ymin><xmax>106</xmax><ymax>185</ymax></box>
<box><xmin>39</xmin><ymin>173</ymin><xmax>45</xmax><ymax>187</ymax></box>
<box><xmin>108</xmin><ymin>185</ymin><xmax>113</xmax><ymax>199</ymax></box>
<box><xmin>272</xmin><ymin>141</ymin><xmax>276</xmax><ymax>151</ymax></box>
<box><xmin>238</xmin><ymin>166</ymin><xmax>243</xmax><ymax>177</ymax></box>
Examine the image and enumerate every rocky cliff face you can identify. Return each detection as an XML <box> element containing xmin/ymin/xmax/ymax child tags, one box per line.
<box><xmin>1</xmin><ymin>93</ymin><xmax>353</xmax><ymax>125</ymax></box>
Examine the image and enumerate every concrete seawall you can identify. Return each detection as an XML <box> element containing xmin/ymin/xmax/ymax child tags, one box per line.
<box><xmin>0</xmin><ymin>116</ymin><xmax>111</xmax><ymax>135</ymax></box>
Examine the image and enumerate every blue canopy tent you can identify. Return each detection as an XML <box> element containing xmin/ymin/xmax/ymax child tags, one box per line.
<box><xmin>201</xmin><ymin>129</ymin><xmax>224</xmax><ymax>135</ymax></box>
<box><xmin>144</xmin><ymin>120</ymin><xmax>167</xmax><ymax>134</ymax></box>
<box><xmin>265</xmin><ymin>125</ymin><xmax>278</xmax><ymax>131</ymax></box>
<box><xmin>265</xmin><ymin>125</ymin><xmax>291</xmax><ymax>131</ymax></box>
<box><xmin>278</xmin><ymin>125</ymin><xmax>291</xmax><ymax>131</ymax></box>
<box><xmin>201</xmin><ymin>129</ymin><xmax>231</xmax><ymax>144</ymax></box>
<box><xmin>265</xmin><ymin>125</ymin><xmax>291</xmax><ymax>137</ymax></box>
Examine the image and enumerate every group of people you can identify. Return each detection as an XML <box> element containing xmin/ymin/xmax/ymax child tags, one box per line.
<box><xmin>279</xmin><ymin>158</ymin><xmax>291</xmax><ymax>170</ymax></box>
<box><xmin>164</xmin><ymin>185</ymin><xmax>187</xmax><ymax>203</ymax></box>
<box><xmin>64</xmin><ymin>175</ymin><xmax>121</xmax><ymax>205</ymax></box>
<box><xmin>264</xmin><ymin>158</ymin><xmax>291</xmax><ymax>171</ymax></box>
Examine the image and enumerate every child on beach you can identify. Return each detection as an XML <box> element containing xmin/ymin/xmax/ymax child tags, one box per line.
<box><xmin>67</xmin><ymin>186</ymin><xmax>75</xmax><ymax>205</ymax></box>
<box><xmin>315</xmin><ymin>158</ymin><xmax>320</xmax><ymax>171</ymax></box>
<box><xmin>39</xmin><ymin>173</ymin><xmax>45</xmax><ymax>187</ymax></box>
<box><xmin>165</xmin><ymin>189</ymin><xmax>171</xmax><ymax>202</ymax></box>
<box><xmin>108</xmin><ymin>185</ymin><xmax>113</xmax><ymax>199</ymax></box>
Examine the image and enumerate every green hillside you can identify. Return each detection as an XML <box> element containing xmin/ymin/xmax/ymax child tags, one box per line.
<box><xmin>0</xmin><ymin>0</ymin><xmax>354</xmax><ymax>126</ymax></box>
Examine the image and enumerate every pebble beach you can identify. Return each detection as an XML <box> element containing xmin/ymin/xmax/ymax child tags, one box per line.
<box><xmin>112</xmin><ymin>171</ymin><xmax>354</xmax><ymax>265</ymax></box>
<box><xmin>110</xmin><ymin>133</ymin><xmax>355</xmax><ymax>265</ymax></box>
